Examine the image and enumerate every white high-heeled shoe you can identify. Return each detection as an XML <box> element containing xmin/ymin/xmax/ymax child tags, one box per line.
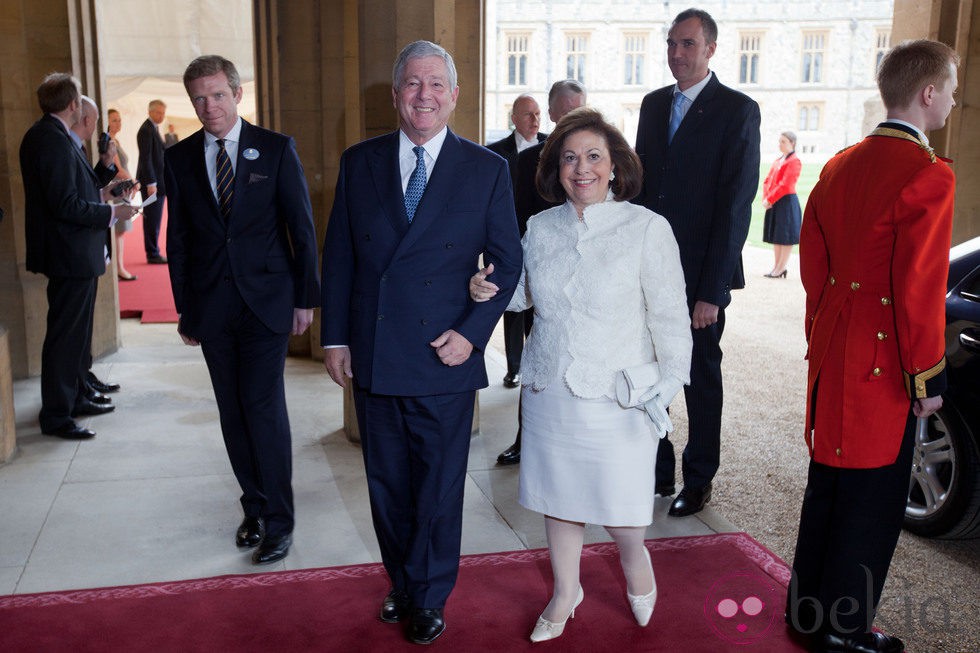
<box><xmin>627</xmin><ymin>548</ymin><xmax>657</xmax><ymax>626</ymax></box>
<box><xmin>529</xmin><ymin>586</ymin><xmax>585</xmax><ymax>643</ymax></box>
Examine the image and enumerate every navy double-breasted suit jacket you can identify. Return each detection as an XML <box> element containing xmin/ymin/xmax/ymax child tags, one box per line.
<box><xmin>635</xmin><ymin>72</ymin><xmax>761</xmax><ymax>309</ymax></box>
<box><xmin>321</xmin><ymin>129</ymin><xmax>523</xmax><ymax>396</ymax></box>
<box><xmin>165</xmin><ymin>120</ymin><xmax>320</xmax><ymax>339</ymax></box>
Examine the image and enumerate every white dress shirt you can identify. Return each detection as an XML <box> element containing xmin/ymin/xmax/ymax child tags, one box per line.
<box><xmin>399</xmin><ymin>127</ymin><xmax>448</xmax><ymax>191</ymax></box>
<box><xmin>508</xmin><ymin>196</ymin><xmax>692</xmax><ymax>399</ymax></box>
<box><xmin>515</xmin><ymin>131</ymin><xmax>537</xmax><ymax>153</ymax></box>
<box><xmin>204</xmin><ymin>117</ymin><xmax>243</xmax><ymax>200</ymax></box>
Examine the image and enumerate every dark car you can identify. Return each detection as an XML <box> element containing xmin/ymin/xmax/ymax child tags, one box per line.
<box><xmin>904</xmin><ymin>236</ymin><xmax>980</xmax><ymax>539</ymax></box>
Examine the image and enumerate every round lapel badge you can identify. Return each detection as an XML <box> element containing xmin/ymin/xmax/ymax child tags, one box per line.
<box><xmin>243</xmin><ymin>148</ymin><xmax>260</xmax><ymax>161</ymax></box>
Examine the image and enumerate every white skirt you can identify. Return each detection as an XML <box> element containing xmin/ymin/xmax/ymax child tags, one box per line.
<box><xmin>518</xmin><ymin>376</ymin><xmax>659</xmax><ymax>527</ymax></box>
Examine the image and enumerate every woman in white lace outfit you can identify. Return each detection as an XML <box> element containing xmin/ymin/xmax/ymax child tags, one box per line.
<box><xmin>470</xmin><ymin>108</ymin><xmax>691</xmax><ymax>642</ymax></box>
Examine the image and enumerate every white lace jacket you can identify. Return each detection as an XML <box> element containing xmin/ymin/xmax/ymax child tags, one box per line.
<box><xmin>509</xmin><ymin>198</ymin><xmax>692</xmax><ymax>399</ymax></box>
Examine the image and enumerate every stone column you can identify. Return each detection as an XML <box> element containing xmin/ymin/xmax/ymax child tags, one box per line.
<box><xmin>892</xmin><ymin>0</ymin><xmax>980</xmax><ymax>245</ymax></box>
<box><xmin>0</xmin><ymin>0</ymin><xmax>118</xmax><ymax>385</ymax></box>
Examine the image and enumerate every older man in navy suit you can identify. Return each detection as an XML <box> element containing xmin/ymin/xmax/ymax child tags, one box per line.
<box><xmin>165</xmin><ymin>55</ymin><xmax>320</xmax><ymax>566</ymax></box>
<box><xmin>635</xmin><ymin>8</ymin><xmax>761</xmax><ymax>516</ymax></box>
<box><xmin>322</xmin><ymin>41</ymin><xmax>522</xmax><ymax>644</ymax></box>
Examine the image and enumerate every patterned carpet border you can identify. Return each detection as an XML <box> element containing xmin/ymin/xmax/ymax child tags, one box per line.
<box><xmin>0</xmin><ymin>531</ymin><xmax>788</xmax><ymax>610</ymax></box>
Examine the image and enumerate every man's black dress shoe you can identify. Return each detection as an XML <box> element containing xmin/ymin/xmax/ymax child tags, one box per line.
<box><xmin>87</xmin><ymin>371</ymin><xmax>120</xmax><ymax>393</ymax></box>
<box><xmin>71</xmin><ymin>398</ymin><xmax>115</xmax><ymax>417</ymax></box>
<box><xmin>668</xmin><ymin>483</ymin><xmax>711</xmax><ymax>516</ymax></box>
<box><xmin>503</xmin><ymin>372</ymin><xmax>520</xmax><ymax>388</ymax></box>
<box><xmin>815</xmin><ymin>631</ymin><xmax>905</xmax><ymax>653</ymax></box>
<box><xmin>42</xmin><ymin>423</ymin><xmax>96</xmax><ymax>439</ymax></box>
<box><xmin>146</xmin><ymin>255</ymin><xmax>168</xmax><ymax>264</ymax></box>
<box><xmin>85</xmin><ymin>391</ymin><xmax>113</xmax><ymax>405</ymax></box>
<box><xmin>380</xmin><ymin>589</ymin><xmax>411</xmax><ymax>623</ymax></box>
<box><xmin>496</xmin><ymin>442</ymin><xmax>521</xmax><ymax>466</ymax></box>
<box><xmin>655</xmin><ymin>484</ymin><xmax>676</xmax><ymax>497</ymax></box>
<box><xmin>252</xmin><ymin>533</ymin><xmax>291</xmax><ymax>564</ymax></box>
<box><xmin>408</xmin><ymin>608</ymin><xmax>445</xmax><ymax>645</ymax></box>
<box><xmin>235</xmin><ymin>516</ymin><xmax>265</xmax><ymax>548</ymax></box>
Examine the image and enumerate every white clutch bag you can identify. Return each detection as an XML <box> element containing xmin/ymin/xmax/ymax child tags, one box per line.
<box><xmin>616</xmin><ymin>363</ymin><xmax>674</xmax><ymax>437</ymax></box>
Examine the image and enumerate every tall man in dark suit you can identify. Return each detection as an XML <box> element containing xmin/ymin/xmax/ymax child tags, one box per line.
<box><xmin>322</xmin><ymin>40</ymin><xmax>522</xmax><ymax>644</ymax></box>
<box><xmin>492</xmin><ymin>79</ymin><xmax>586</xmax><ymax>466</ymax></box>
<box><xmin>21</xmin><ymin>74</ymin><xmax>138</xmax><ymax>440</ymax></box>
<box><xmin>487</xmin><ymin>94</ymin><xmax>544</xmax><ymax>391</ymax></box>
<box><xmin>786</xmin><ymin>40</ymin><xmax>958</xmax><ymax>653</ymax></box>
<box><xmin>165</xmin><ymin>55</ymin><xmax>320</xmax><ymax>565</ymax></box>
<box><xmin>635</xmin><ymin>8</ymin><xmax>761</xmax><ymax>516</ymax></box>
<box><xmin>137</xmin><ymin>99</ymin><xmax>168</xmax><ymax>263</ymax></box>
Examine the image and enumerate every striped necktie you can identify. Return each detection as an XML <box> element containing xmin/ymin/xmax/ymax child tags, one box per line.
<box><xmin>404</xmin><ymin>145</ymin><xmax>427</xmax><ymax>223</ymax></box>
<box><xmin>215</xmin><ymin>138</ymin><xmax>234</xmax><ymax>220</ymax></box>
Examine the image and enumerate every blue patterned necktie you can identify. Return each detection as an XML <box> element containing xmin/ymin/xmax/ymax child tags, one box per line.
<box><xmin>668</xmin><ymin>92</ymin><xmax>689</xmax><ymax>143</ymax></box>
<box><xmin>404</xmin><ymin>145</ymin><xmax>427</xmax><ymax>223</ymax></box>
<box><xmin>215</xmin><ymin>138</ymin><xmax>234</xmax><ymax>220</ymax></box>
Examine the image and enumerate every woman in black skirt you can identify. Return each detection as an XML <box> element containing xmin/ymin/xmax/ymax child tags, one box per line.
<box><xmin>761</xmin><ymin>131</ymin><xmax>802</xmax><ymax>278</ymax></box>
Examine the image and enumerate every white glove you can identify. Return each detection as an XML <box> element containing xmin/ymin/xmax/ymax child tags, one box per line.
<box><xmin>647</xmin><ymin>376</ymin><xmax>684</xmax><ymax>408</ymax></box>
<box><xmin>642</xmin><ymin>396</ymin><xmax>674</xmax><ymax>436</ymax></box>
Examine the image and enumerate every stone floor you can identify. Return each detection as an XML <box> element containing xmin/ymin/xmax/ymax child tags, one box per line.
<box><xmin>0</xmin><ymin>315</ymin><xmax>737</xmax><ymax>596</ymax></box>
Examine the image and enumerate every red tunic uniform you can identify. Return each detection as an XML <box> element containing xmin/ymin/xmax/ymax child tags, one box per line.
<box><xmin>800</xmin><ymin>128</ymin><xmax>954</xmax><ymax>468</ymax></box>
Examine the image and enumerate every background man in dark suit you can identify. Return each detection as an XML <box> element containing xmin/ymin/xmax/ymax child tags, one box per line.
<box><xmin>786</xmin><ymin>40</ymin><xmax>958</xmax><ymax>653</ymax></box>
<box><xmin>486</xmin><ymin>95</ymin><xmax>544</xmax><ymax>388</ymax></box>
<box><xmin>492</xmin><ymin>79</ymin><xmax>586</xmax><ymax>466</ymax></box>
<box><xmin>635</xmin><ymin>8</ymin><xmax>761</xmax><ymax>516</ymax></box>
<box><xmin>21</xmin><ymin>74</ymin><xmax>138</xmax><ymax>440</ymax></box>
<box><xmin>137</xmin><ymin>99</ymin><xmax>168</xmax><ymax>263</ymax></box>
<box><xmin>71</xmin><ymin>95</ymin><xmax>126</xmax><ymax>418</ymax></box>
<box><xmin>321</xmin><ymin>40</ymin><xmax>522</xmax><ymax>645</ymax></box>
<box><xmin>165</xmin><ymin>55</ymin><xmax>320</xmax><ymax>566</ymax></box>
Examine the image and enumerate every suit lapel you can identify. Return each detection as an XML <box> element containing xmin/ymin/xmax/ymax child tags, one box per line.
<box><xmin>369</xmin><ymin>132</ymin><xmax>409</xmax><ymax>239</ymax></box>
<box><xmin>185</xmin><ymin>130</ymin><xmax>223</xmax><ymax>223</ymax></box>
<box><xmin>671</xmin><ymin>73</ymin><xmax>718</xmax><ymax>147</ymax></box>
<box><xmin>391</xmin><ymin>129</ymin><xmax>467</xmax><ymax>259</ymax></box>
<box><xmin>233</xmin><ymin>121</ymin><xmax>254</xmax><ymax>219</ymax></box>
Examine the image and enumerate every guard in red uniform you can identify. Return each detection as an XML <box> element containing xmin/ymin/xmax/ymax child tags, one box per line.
<box><xmin>786</xmin><ymin>40</ymin><xmax>959</xmax><ymax>653</ymax></box>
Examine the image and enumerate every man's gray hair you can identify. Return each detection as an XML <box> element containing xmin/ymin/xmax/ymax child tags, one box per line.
<box><xmin>547</xmin><ymin>79</ymin><xmax>587</xmax><ymax>108</ymax></box>
<box><xmin>392</xmin><ymin>40</ymin><xmax>458</xmax><ymax>90</ymax></box>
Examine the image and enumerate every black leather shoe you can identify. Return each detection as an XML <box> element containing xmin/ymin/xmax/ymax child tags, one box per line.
<box><xmin>655</xmin><ymin>484</ymin><xmax>676</xmax><ymax>497</ymax></box>
<box><xmin>380</xmin><ymin>589</ymin><xmax>410</xmax><ymax>623</ymax></box>
<box><xmin>252</xmin><ymin>533</ymin><xmax>291</xmax><ymax>564</ymax></box>
<box><xmin>235</xmin><ymin>516</ymin><xmax>265</xmax><ymax>549</ymax></box>
<box><xmin>84</xmin><ymin>391</ymin><xmax>113</xmax><ymax>405</ymax></box>
<box><xmin>503</xmin><ymin>372</ymin><xmax>520</xmax><ymax>388</ymax></box>
<box><xmin>668</xmin><ymin>483</ymin><xmax>711</xmax><ymax>516</ymax></box>
<box><xmin>42</xmin><ymin>423</ymin><xmax>96</xmax><ymax>439</ymax></box>
<box><xmin>71</xmin><ymin>398</ymin><xmax>115</xmax><ymax>417</ymax></box>
<box><xmin>496</xmin><ymin>442</ymin><xmax>521</xmax><ymax>466</ymax></box>
<box><xmin>408</xmin><ymin>608</ymin><xmax>445</xmax><ymax>645</ymax></box>
<box><xmin>146</xmin><ymin>255</ymin><xmax>168</xmax><ymax>264</ymax></box>
<box><xmin>816</xmin><ymin>631</ymin><xmax>905</xmax><ymax>653</ymax></box>
<box><xmin>87</xmin><ymin>371</ymin><xmax>120</xmax><ymax>393</ymax></box>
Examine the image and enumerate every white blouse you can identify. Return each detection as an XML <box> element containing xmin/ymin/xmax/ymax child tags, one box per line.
<box><xmin>509</xmin><ymin>197</ymin><xmax>692</xmax><ymax>399</ymax></box>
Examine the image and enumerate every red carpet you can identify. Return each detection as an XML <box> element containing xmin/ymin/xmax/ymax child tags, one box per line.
<box><xmin>117</xmin><ymin>202</ymin><xmax>178</xmax><ymax>323</ymax></box>
<box><xmin>0</xmin><ymin>533</ymin><xmax>809</xmax><ymax>652</ymax></box>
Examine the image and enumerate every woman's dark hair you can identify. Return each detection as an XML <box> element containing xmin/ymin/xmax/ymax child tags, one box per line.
<box><xmin>536</xmin><ymin>107</ymin><xmax>643</xmax><ymax>204</ymax></box>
